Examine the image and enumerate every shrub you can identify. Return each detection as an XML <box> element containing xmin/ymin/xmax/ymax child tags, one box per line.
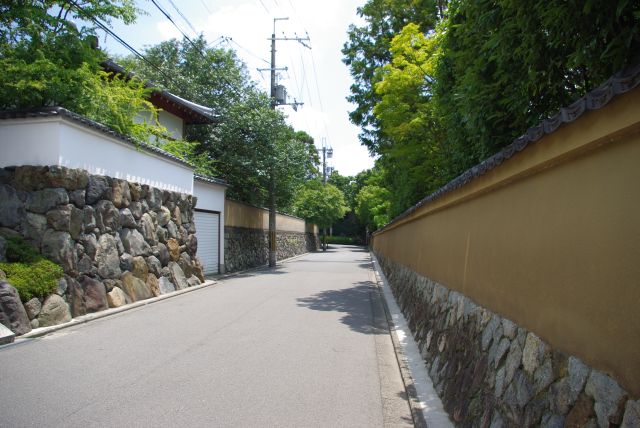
<box><xmin>325</xmin><ymin>235</ymin><xmax>361</xmax><ymax>245</ymax></box>
<box><xmin>0</xmin><ymin>237</ymin><xmax>63</xmax><ymax>302</ymax></box>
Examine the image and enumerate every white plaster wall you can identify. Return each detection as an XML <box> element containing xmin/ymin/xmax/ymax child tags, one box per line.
<box><xmin>193</xmin><ymin>180</ymin><xmax>226</xmax><ymax>264</ymax></box>
<box><xmin>134</xmin><ymin>110</ymin><xmax>183</xmax><ymax>143</ymax></box>
<box><xmin>0</xmin><ymin>119</ymin><xmax>61</xmax><ymax>167</ymax></box>
<box><xmin>158</xmin><ymin>110</ymin><xmax>183</xmax><ymax>140</ymax></box>
<box><xmin>58</xmin><ymin>121</ymin><xmax>193</xmax><ymax>193</ymax></box>
<box><xmin>0</xmin><ymin>117</ymin><xmax>194</xmax><ymax>194</ymax></box>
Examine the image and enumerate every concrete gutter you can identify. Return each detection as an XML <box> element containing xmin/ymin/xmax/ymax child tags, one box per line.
<box><xmin>370</xmin><ymin>251</ymin><xmax>454</xmax><ymax>428</ymax></box>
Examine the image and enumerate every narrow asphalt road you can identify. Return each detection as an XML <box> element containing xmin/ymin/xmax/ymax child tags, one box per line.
<box><xmin>0</xmin><ymin>245</ymin><xmax>413</xmax><ymax>427</ymax></box>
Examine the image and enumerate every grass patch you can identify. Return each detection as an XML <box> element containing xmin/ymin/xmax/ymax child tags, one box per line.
<box><xmin>0</xmin><ymin>237</ymin><xmax>63</xmax><ymax>302</ymax></box>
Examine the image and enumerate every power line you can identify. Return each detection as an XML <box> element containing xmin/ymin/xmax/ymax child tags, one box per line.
<box><xmin>149</xmin><ymin>0</ymin><xmax>201</xmax><ymax>52</ymax></box>
<box><xmin>67</xmin><ymin>0</ymin><xmax>176</xmax><ymax>85</ymax></box>
<box><xmin>199</xmin><ymin>0</ymin><xmax>212</xmax><ymax>14</ymax></box>
<box><xmin>166</xmin><ymin>0</ymin><xmax>198</xmax><ymax>36</ymax></box>
<box><xmin>148</xmin><ymin>0</ymin><xmax>239</xmax><ymax>91</ymax></box>
<box><xmin>227</xmin><ymin>38</ymin><xmax>270</xmax><ymax>65</ymax></box>
<box><xmin>309</xmin><ymin>49</ymin><xmax>325</xmax><ymax>112</ymax></box>
<box><xmin>258</xmin><ymin>0</ymin><xmax>270</xmax><ymax>14</ymax></box>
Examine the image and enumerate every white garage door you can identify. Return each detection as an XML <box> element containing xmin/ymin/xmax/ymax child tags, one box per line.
<box><xmin>194</xmin><ymin>210</ymin><xmax>220</xmax><ymax>275</ymax></box>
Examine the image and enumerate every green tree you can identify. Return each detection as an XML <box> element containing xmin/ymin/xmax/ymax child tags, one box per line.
<box><xmin>355</xmin><ymin>184</ymin><xmax>391</xmax><ymax>232</ymax></box>
<box><xmin>435</xmin><ymin>0</ymin><xmax>640</xmax><ymax>175</ymax></box>
<box><xmin>344</xmin><ymin>0</ymin><xmax>640</xmax><ymax>220</ymax></box>
<box><xmin>0</xmin><ymin>1</ymin><xmax>167</xmax><ymax>142</ymax></box>
<box><xmin>342</xmin><ymin>0</ymin><xmax>445</xmax><ymax>154</ymax></box>
<box><xmin>373</xmin><ymin>22</ymin><xmax>448</xmax><ymax>216</ymax></box>
<box><xmin>0</xmin><ymin>0</ymin><xmax>137</xmax><ymax>109</ymax></box>
<box><xmin>122</xmin><ymin>37</ymin><xmax>317</xmax><ymax>211</ymax></box>
<box><xmin>117</xmin><ymin>35</ymin><xmax>251</xmax><ymax>146</ymax></box>
<box><xmin>293</xmin><ymin>180</ymin><xmax>348</xmax><ymax>249</ymax></box>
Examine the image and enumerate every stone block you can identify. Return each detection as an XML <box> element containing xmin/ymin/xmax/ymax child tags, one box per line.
<box><xmin>622</xmin><ymin>399</ymin><xmax>640</xmax><ymax>428</ymax></box>
<box><xmin>585</xmin><ymin>370</ymin><xmax>627</xmax><ymax>427</ymax></box>
<box><xmin>119</xmin><ymin>228</ymin><xmax>150</xmax><ymax>257</ymax></box>
<box><xmin>168</xmin><ymin>262</ymin><xmax>188</xmax><ymax>290</ymax></box>
<box><xmin>41</xmin><ymin>230</ymin><xmax>77</xmax><ymax>273</ymax></box>
<box><xmin>146</xmin><ymin>274</ymin><xmax>160</xmax><ymax>297</ymax></box>
<box><xmin>26</xmin><ymin>188</ymin><xmax>68</xmax><ymax>214</ymax></box>
<box><xmin>0</xmin><ymin>281</ymin><xmax>31</xmax><ymax>335</ymax></box>
<box><xmin>81</xmin><ymin>276</ymin><xmax>108</xmax><ymax>313</ymax></box>
<box><xmin>166</xmin><ymin>238</ymin><xmax>180</xmax><ymax>262</ymax></box>
<box><xmin>119</xmin><ymin>208</ymin><xmax>137</xmax><ymax>228</ymax></box>
<box><xmin>85</xmin><ymin>175</ymin><xmax>110</xmax><ymax>204</ymax></box>
<box><xmin>0</xmin><ymin>184</ymin><xmax>25</xmax><ymax>228</ymax></box>
<box><xmin>111</xmin><ymin>179</ymin><xmax>130</xmax><ymax>208</ymax></box>
<box><xmin>107</xmin><ymin>286</ymin><xmax>129</xmax><ymax>308</ymax></box>
<box><xmin>158</xmin><ymin>276</ymin><xmax>175</xmax><ymax>295</ymax></box>
<box><xmin>121</xmin><ymin>272</ymin><xmax>153</xmax><ymax>302</ymax></box>
<box><xmin>131</xmin><ymin>256</ymin><xmax>149</xmax><ymax>280</ymax></box>
<box><xmin>38</xmin><ymin>294</ymin><xmax>71</xmax><ymax>327</ymax></box>
<box><xmin>23</xmin><ymin>298</ymin><xmax>41</xmax><ymax>320</ymax></box>
<box><xmin>95</xmin><ymin>234</ymin><xmax>121</xmax><ymax>279</ymax></box>
<box><xmin>95</xmin><ymin>200</ymin><xmax>120</xmax><ymax>232</ymax></box>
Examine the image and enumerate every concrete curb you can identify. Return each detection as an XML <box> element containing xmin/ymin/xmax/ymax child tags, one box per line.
<box><xmin>368</xmin><ymin>252</ymin><xmax>428</xmax><ymax>428</ymax></box>
<box><xmin>369</xmin><ymin>251</ymin><xmax>454</xmax><ymax>428</ymax></box>
<box><xmin>17</xmin><ymin>279</ymin><xmax>218</xmax><ymax>341</ymax></box>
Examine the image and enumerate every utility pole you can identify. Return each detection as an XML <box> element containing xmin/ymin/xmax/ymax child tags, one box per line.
<box><xmin>317</xmin><ymin>139</ymin><xmax>333</xmax><ymax>251</ymax></box>
<box><xmin>318</xmin><ymin>143</ymin><xmax>333</xmax><ymax>184</ymax></box>
<box><xmin>261</xmin><ymin>17</ymin><xmax>310</xmax><ymax>267</ymax></box>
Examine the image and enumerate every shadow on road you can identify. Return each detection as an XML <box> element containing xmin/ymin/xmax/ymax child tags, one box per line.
<box><xmin>296</xmin><ymin>281</ymin><xmax>388</xmax><ymax>335</ymax></box>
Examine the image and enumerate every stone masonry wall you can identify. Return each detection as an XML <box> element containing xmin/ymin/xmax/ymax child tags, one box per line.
<box><xmin>375</xmin><ymin>253</ymin><xmax>639</xmax><ymax>428</ymax></box>
<box><xmin>0</xmin><ymin>165</ymin><xmax>205</xmax><ymax>336</ymax></box>
<box><xmin>224</xmin><ymin>226</ymin><xmax>318</xmax><ymax>273</ymax></box>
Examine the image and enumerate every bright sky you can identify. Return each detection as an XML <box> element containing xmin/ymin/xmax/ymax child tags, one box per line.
<box><xmin>102</xmin><ymin>0</ymin><xmax>374</xmax><ymax>177</ymax></box>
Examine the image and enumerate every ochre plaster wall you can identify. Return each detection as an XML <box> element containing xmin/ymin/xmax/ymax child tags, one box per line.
<box><xmin>371</xmin><ymin>88</ymin><xmax>640</xmax><ymax>395</ymax></box>
<box><xmin>224</xmin><ymin>199</ymin><xmax>307</xmax><ymax>233</ymax></box>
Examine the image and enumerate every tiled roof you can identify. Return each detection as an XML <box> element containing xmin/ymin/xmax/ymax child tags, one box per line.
<box><xmin>376</xmin><ymin>63</ymin><xmax>640</xmax><ymax>233</ymax></box>
<box><xmin>194</xmin><ymin>173</ymin><xmax>229</xmax><ymax>187</ymax></box>
<box><xmin>101</xmin><ymin>59</ymin><xmax>218</xmax><ymax>124</ymax></box>
<box><xmin>0</xmin><ymin>107</ymin><xmax>194</xmax><ymax>168</ymax></box>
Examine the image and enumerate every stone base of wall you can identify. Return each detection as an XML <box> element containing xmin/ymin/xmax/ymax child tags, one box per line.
<box><xmin>375</xmin><ymin>253</ymin><xmax>639</xmax><ymax>428</ymax></box>
<box><xmin>224</xmin><ymin>226</ymin><xmax>318</xmax><ymax>273</ymax></box>
<box><xmin>0</xmin><ymin>165</ymin><xmax>206</xmax><ymax>336</ymax></box>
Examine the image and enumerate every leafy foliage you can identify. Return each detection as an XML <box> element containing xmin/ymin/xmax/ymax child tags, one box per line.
<box><xmin>325</xmin><ymin>236</ymin><xmax>359</xmax><ymax>245</ymax></box>
<box><xmin>435</xmin><ymin>0</ymin><xmax>640</xmax><ymax>172</ymax></box>
<box><xmin>355</xmin><ymin>168</ymin><xmax>391</xmax><ymax>231</ymax></box>
<box><xmin>0</xmin><ymin>237</ymin><xmax>63</xmax><ymax>302</ymax></box>
<box><xmin>293</xmin><ymin>180</ymin><xmax>348</xmax><ymax>229</ymax></box>
<box><xmin>0</xmin><ymin>1</ymin><xmax>166</xmax><ymax>144</ymax></box>
<box><xmin>122</xmin><ymin>37</ymin><xmax>318</xmax><ymax>212</ymax></box>
<box><xmin>342</xmin><ymin>0</ymin><xmax>445</xmax><ymax>154</ymax></box>
<box><xmin>345</xmin><ymin>0</ymin><xmax>640</xmax><ymax>228</ymax></box>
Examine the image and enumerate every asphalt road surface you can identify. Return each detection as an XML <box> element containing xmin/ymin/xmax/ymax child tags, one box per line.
<box><xmin>0</xmin><ymin>245</ymin><xmax>414</xmax><ymax>427</ymax></box>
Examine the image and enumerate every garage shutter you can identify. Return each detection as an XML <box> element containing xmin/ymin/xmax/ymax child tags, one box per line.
<box><xmin>193</xmin><ymin>210</ymin><xmax>220</xmax><ymax>275</ymax></box>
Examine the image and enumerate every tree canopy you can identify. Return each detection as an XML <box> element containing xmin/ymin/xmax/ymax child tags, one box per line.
<box><xmin>343</xmin><ymin>0</ymin><xmax>640</xmax><ymax>226</ymax></box>
<box><xmin>121</xmin><ymin>36</ymin><xmax>318</xmax><ymax>212</ymax></box>
<box><xmin>0</xmin><ymin>1</ymin><xmax>168</xmax><ymax>141</ymax></box>
<box><xmin>293</xmin><ymin>180</ymin><xmax>348</xmax><ymax>229</ymax></box>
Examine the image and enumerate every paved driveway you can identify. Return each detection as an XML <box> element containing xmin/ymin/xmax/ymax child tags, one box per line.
<box><xmin>0</xmin><ymin>245</ymin><xmax>413</xmax><ymax>427</ymax></box>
